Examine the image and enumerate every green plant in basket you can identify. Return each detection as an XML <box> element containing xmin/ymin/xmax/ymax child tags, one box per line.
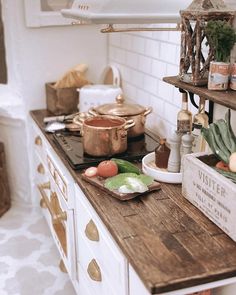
<box><xmin>201</xmin><ymin>109</ymin><xmax>236</xmax><ymax>183</ymax></box>
<box><xmin>205</xmin><ymin>20</ymin><xmax>236</xmax><ymax>62</ymax></box>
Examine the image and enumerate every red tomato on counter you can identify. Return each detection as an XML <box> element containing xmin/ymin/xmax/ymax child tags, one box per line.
<box><xmin>97</xmin><ymin>160</ymin><xmax>118</xmax><ymax>178</ymax></box>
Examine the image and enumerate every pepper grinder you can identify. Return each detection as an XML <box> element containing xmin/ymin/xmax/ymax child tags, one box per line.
<box><xmin>181</xmin><ymin>132</ymin><xmax>194</xmax><ymax>171</ymax></box>
<box><xmin>167</xmin><ymin>131</ymin><xmax>182</xmax><ymax>173</ymax></box>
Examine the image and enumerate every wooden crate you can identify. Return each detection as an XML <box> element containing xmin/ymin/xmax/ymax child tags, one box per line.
<box><xmin>0</xmin><ymin>142</ymin><xmax>10</xmax><ymax>216</ymax></box>
<box><xmin>182</xmin><ymin>153</ymin><xmax>236</xmax><ymax>242</ymax></box>
<box><xmin>45</xmin><ymin>82</ymin><xmax>78</xmax><ymax>115</ymax></box>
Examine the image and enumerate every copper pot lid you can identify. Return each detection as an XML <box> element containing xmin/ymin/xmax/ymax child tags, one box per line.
<box><xmin>95</xmin><ymin>95</ymin><xmax>146</xmax><ymax>116</ymax></box>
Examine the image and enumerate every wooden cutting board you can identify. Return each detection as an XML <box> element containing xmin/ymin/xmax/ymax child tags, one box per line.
<box><xmin>81</xmin><ymin>174</ymin><xmax>161</xmax><ymax>201</ymax></box>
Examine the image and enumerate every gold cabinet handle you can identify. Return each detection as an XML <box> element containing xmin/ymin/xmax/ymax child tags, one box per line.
<box><xmin>37</xmin><ymin>163</ymin><xmax>45</xmax><ymax>175</ymax></box>
<box><xmin>41</xmin><ymin>181</ymin><xmax>51</xmax><ymax>190</ymax></box>
<box><xmin>59</xmin><ymin>259</ymin><xmax>67</xmax><ymax>273</ymax></box>
<box><xmin>40</xmin><ymin>198</ymin><xmax>47</xmax><ymax>208</ymax></box>
<box><xmin>39</xmin><ymin>182</ymin><xmax>50</xmax><ymax>208</ymax></box>
<box><xmin>85</xmin><ymin>219</ymin><xmax>99</xmax><ymax>242</ymax></box>
<box><xmin>87</xmin><ymin>259</ymin><xmax>102</xmax><ymax>282</ymax></box>
<box><xmin>35</xmin><ymin>136</ymin><xmax>42</xmax><ymax>146</ymax></box>
<box><xmin>38</xmin><ymin>184</ymin><xmax>67</xmax><ymax>224</ymax></box>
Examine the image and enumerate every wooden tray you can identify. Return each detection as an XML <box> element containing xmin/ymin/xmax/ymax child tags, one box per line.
<box><xmin>81</xmin><ymin>174</ymin><xmax>161</xmax><ymax>201</ymax></box>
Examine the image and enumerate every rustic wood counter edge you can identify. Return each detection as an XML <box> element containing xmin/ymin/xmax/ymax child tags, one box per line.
<box><xmin>30</xmin><ymin>109</ymin><xmax>236</xmax><ymax>294</ymax></box>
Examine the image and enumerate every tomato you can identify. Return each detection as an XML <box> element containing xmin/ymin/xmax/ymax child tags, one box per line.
<box><xmin>84</xmin><ymin>167</ymin><xmax>98</xmax><ymax>178</ymax></box>
<box><xmin>97</xmin><ymin>160</ymin><xmax>118</xmax><ymax>178</ymax></box>
<box><xmin>215</xmin><ymin>161</ymin><xmax>230</xmax><ymax>172</ymax></box>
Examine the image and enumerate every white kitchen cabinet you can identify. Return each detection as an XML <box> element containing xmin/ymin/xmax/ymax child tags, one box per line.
<box><xmin>74</xmin><ymin>184</ymin><xmax>129</xmax><ymax>295</ymax></box>
<box><xmin>31</xmin><ymin>120</ymin><xmax>77</xmax><ymax>282</ymax></box>
<box><xmin>31</xmin><ymin>118</ymin><xmax>129</xmax><ymax>295</ymax></box>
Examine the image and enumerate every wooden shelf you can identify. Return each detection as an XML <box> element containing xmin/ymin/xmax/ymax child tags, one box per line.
<box><xmin>163</xmin><ymin>76</ymin><xmax>236</xmax><ymax>111</ymax></box>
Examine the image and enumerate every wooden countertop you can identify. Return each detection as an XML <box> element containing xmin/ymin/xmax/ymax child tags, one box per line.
<box><xmin>31</xmin><ymin>110</ymin><xmax>236</xmax><ymax>294</ymax></box>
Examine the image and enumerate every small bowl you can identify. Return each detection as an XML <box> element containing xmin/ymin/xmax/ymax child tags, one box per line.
<box><xmin>142</xmin><ymin>152</ymin><xmax>182</xmax><ymax>184</ymax></box>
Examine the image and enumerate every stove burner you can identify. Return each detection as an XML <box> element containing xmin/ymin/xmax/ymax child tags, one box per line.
<box><xmin>53</xmin><ymin>131</ymin><xmax>159</xmax><ymax>170</ymax></box>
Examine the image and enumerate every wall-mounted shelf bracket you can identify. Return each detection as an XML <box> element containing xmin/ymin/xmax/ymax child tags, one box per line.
<box><xmin>178</xmin><ymin>87</ymin><xmax>214</xmax><ymax>124</ymax></box>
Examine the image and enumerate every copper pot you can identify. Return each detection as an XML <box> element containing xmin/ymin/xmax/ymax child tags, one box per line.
<box><xmin>73</xmin><ymin>115</ymin><xmax>135</xmax><ymax>157</ymax></box>
<box><xmin>89</xmin><ymin>95</ymin><xmax>152</xmax><ymax>138</ymax></box>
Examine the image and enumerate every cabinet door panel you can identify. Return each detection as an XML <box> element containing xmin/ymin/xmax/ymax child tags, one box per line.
<box><xmin>75</xmin><ymin>185</ymin><xmax>128</xmax><ymax>295</ymax></box>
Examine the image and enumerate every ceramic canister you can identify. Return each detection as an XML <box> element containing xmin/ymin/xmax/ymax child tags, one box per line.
<box><xmin>208</xmin><ymin>61</ymin><xmax>230</xmax><ymax>90</ymax></box>
<box><xmin>230</xmin><ymin>63</ymin><xmax>236</xmax><ymax>90</ymax></box>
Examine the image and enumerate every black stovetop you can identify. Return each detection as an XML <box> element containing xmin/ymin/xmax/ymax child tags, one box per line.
<box><xmin>53</xmin><ymin>131</ymin><xmax>159</xmax><ymax>170</ymax></box>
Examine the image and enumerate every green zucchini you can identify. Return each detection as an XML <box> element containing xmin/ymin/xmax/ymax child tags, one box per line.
<box><xmin>111</xmin><ymin>158</ymin><xmax>141</xmax><ymax>174</ymax></box>
<box><xmin>201</xmin><ymin>127</ymin><xmax>229</xmax><ymax>163</ymax></box>
<box><xmin>214</xmin><ymin>119</ymin><xmax>232</xmax><ymax>153</ymax></box>
<box><xmin>210</xmin><ymin>124</ymin><xmax>231</xmax><ymax>159</ymax></box>
<box><xmin>225</xmin><ymin>109</ymin><xmax>236</xmax><ymax>152</ymax></box>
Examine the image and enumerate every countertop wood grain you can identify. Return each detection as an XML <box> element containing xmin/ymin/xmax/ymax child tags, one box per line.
<box><xmin>31</xmin><ymin>109</ymin><xmax>236</xmax><ymax>294</ymax></box>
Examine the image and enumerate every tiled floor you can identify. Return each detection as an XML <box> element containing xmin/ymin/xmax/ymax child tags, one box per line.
<box><xmin>0</xmin><ymin>202</ymin><xmax>76</xmax><ymax>295</ymax></box>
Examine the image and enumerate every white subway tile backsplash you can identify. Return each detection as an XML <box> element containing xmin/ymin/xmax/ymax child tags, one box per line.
<box><xmin>121</xmin><ymin>33</ymin><xmax>133</xmax><ymax>51</ymax></box>
<box><xmin>130</xmin><ymin>69</ymin><xmax>144</xmax><ymax>88</ymax></box>
<box><xmin>160</xmin><ymin>42</ymin><xmax>178</xmax><ymax>64</ymax></box>
<box><xmin>111</xmin><ymin>47</ymin><xmax>126</xmax><ymax>64</ymax></box>
<box><xmin>137</xmin><ymin>30</ymin><xmax>153</xmax><ymax>39</ymax></box>
<box><xmin>175</xmin><ymin>45</ymin><xmax>181</xmax><ymax>64</ymax></box>
<box><xmin>108</xmin><ymin>29</ymin><xmax>181</xmax><ymax>138</ymax></box>
<box><xmin>125</xmin><ymin>51</ymin><xmax>139</xmax><ymax>68</ymax></box>
<box><xmin>108</xmin><ymin>46</ymin><xmax>116</xmax><ymax>62</ymax></box>
<box><xmin>145</xmin><ymin>39</ymin><xmax>160</xmax><ymax>59</ymax></box>
<box><xmin>166</xmin><ymin>64</ymin><xmax>179</xmax><ymax>77</ymax></box>
<box><xmin>109</xmin><ymin>33</ymin><xmax>121</xmax><ymax>47</ymax></box>
<box><xmin>152</xmin><ymin>30</ymin><xmax>169</xmax><ymax>42</ymax></box>
<box><xmin>138</xmin><ymin>55</ymin><xmax>152</xmax><ymax>74</ymax></box>
<box><xmin>136</xmin><ymin>89</ymin><xmax>151</xmax><ymax>106</ymax></box>
<box><xmin>168</xmin><ymin>31</ymin><xmax>181</xmax><ymax>45</ymax></box>
<box><xmin>119</xmin><ymin>65</ymin><xmax>132</xmax><ymax>83</ymax></box>
<box><xmin>122</xmin><ymin>81</ymin><xmax>137</xmax><ymax>100</ymax></box>
<box><xmin>151</xmin><ymin>60</ymin><xmax>167</xmax><ymax>79</ymax></box>
<box><xmin>132</xmin><ymin>36</ymin><xmax>146</xmax><ymax>54</ymax></box>
<box><xmin>172</xmin><ymin>87</ymin><xmax>182</xmax><ymax>107</ymax></box>
<box><xmin>163</xmin><ymin>102</ymin><xmax>179</xmax><ymax>125</ymax></box>
<box><xmin>146</xmin><ymin>114</ymin><xmax>171</xmax><ymax>138</ymax></box>
<box><xmin>143</xmin><ymin>75</ymin><xmax>158</xmax><ymax>95</ymax></box>
<box><xmin>149</xmin><ymin>94</ymin><xmax>164</xmax><ymax>116</ymax></box>
<box><xmin>157</xmin><ymin>80</ymin><xmax>174</xmax><ymax>103</ymax></box>
<box><xmin>108</xmin><ymin>27</ymin><xmax>230</xmax><ymax>144</ymax></box>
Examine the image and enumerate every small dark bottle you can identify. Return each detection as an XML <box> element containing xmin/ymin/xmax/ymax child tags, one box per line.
<box><xmin>155</xmin><ymin>138</ymin><xmax>170</xmax><ymax>169</ymax></box>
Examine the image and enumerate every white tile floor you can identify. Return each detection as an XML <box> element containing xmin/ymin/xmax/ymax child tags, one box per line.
<box><xmin>0</xmin><ymin>202</ymin><xmax>76</xmax><ymax>295</ymax></box>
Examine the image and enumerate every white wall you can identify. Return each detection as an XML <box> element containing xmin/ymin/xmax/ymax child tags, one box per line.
<box><xmin>0</xmin><ymin>0</ymin><xmax>107</xmax><ymax>204</ymax></box>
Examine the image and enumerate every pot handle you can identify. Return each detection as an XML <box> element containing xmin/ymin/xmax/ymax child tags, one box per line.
<box><xmin>143</xmin><ymin>107</ymin><xmax>153</xmax><ymax>117</ymax></box>
<box><xmin>124</xmin><ymin>119</ymin><xmax>135</xmax><ymax>130</ymax></box>
<box><xmin>73</xmin><ymin>115</ymin><xmax>84</xmax><ymax>126</ymax></box>
<box><xmin>88</xmin><ymin>108</ymin><xmax>99</xmax><ymax>117</ymax></box>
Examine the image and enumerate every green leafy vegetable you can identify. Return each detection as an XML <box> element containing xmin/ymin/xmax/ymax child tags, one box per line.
<box><xmin>104</xmin><ymin>173</ymin><xmax>153</xmax><ymax>192</ymax></box>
